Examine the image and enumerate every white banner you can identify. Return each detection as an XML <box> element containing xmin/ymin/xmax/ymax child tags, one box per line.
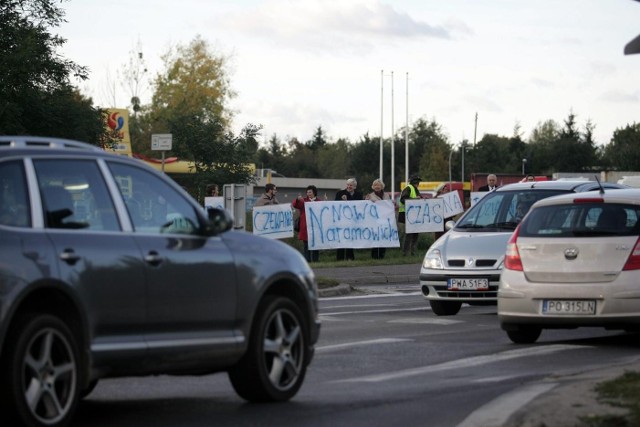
<box><xmin>305</xmin><ymin>200</ymin><xmax>400</xmax><ymax>250</ymax></box>
<box><xmin>405</xmin><ymin>192</ymin><xmax>464</xmax><ymax>233</ymax></box>
<box><xmin>470</xmin><ymin>191</ymin><xmax>489</xmax><ymax>207</ymax></box>
<box><xmin>204</xmin><ymin>196</ymin><xmax>224</xmax><ymax>210</ymax></box>
<box><xmin>252</xmin><ymin>204</ymin><xmax>294</xmax><ymax>239</ymax></box>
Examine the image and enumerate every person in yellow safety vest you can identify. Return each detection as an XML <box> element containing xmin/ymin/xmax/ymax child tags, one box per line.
<box><xmin>397</xmin><ymin>174</ymin><xmax>422</xmax><ymax>256</ymax></box>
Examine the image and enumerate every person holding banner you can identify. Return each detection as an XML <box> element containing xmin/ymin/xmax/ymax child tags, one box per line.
<box><xmin>292</xmin><ymin>185</ymin><xmax>321</xmax><ymax>262</ymax></box>
<box><xmin>366</xmin><ymin>179</ymin><xmax>390</xmax><ymax>259</ymax></box>
<box><xmin>398</xmin><ymin>174</ymin><xmax>422</xmax><ymax>256</ymax></box>
<box><xmin>255</xmin><ymin>183</ymin><xmax>279</xmax><ymax>206</ymax></box>
<box><xmin>206</xmin><ymin>183</ymin><xmax>219</xmax><ymax>197</ymax></box>
<box><xmin>335</xmin><ymin>178</ymin><xmax>363</xmax><ymax>261</ymax></box>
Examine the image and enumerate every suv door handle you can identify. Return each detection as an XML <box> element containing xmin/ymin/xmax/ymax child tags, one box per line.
<box><xmin>144</xmin><ymin>251</ymin><xmax>162</xmax><ymax>266</ymax></box>
<box><xmin>59</xmin><ymin>249</ymin><xmax>81</xmax><ymax>265</ymax></box>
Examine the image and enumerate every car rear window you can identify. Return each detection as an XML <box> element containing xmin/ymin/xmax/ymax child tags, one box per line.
<box><xmin>455</xmin><ymin>190</ymin><xmax>571</xmax><ymax>231</ymax></box>
<box><xmin>519</xmin><ymin>203</ymin><xmax>640</xmax><ymax>237</ymax></box>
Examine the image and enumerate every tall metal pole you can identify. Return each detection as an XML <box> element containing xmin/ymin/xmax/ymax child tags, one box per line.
<box><xmin>473</xmin><ymin>112</ymin><xmax>478</xmax><ymax>146</ymax></box>
<box><xmin>461</xmin><ymin>140</ymin><xmax>465</xmax><ymax>184</ymax></box>
<box><xmin>391</xmin><ymin>71</ymin><xmax>395</xmax><ymax>200</ymax></box>
<box><xmin>405</xmin><ymin>72</ymin><xmax>409</xmax><ymax>187</ymax></box>
<box><xmin>448</xmin><ymin>149</ymin><xmax>453</xmax><ymax>190</ymax></box>
<box><xmin>380</xmin><ymin>70</ymin><xmax>384</xmax><ymax>181</ymax></box>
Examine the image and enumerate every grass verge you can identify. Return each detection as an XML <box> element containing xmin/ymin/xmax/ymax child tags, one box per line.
<box><xmin>580</xmin><ymin>371</ymin><xmax>640</xmax><ymax>427</ymax></box>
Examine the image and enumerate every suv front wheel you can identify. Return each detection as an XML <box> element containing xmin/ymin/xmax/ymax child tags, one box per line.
<box><xmin>229</xmin><ymin>295</ymin><xmax>309</xmax><ymax>402</ymax></box>
<box><xmin>2</xmin><ymin>313</ymin><xmax>80</xmax><ymax>427</ymax></box>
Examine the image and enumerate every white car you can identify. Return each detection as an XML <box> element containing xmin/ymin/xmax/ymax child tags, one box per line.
<box><xmin>498</xmin><ymin>188</ymin><xmax>640</xmax><ymax>343</ymax></box>
<box><xmin>420</xmin><ymin>180</ymin><xmax>628</xmax><ymax>316</ymax></box>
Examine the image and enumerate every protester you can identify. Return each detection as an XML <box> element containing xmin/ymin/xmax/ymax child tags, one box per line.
<box><xmin>335</xmin><ymin>178</ymin><xmax>363</xmax><ymax>261</ymax></box>
<box><xmin>365</xmin><ymin>178</ymin><xmax>390</xmax><ymax>259</ymax></box>
<box><xmin>254</xmin><ymin>183</ymin><xmax>279</xmax><ymax>206</ymax></box>
<box><xmin>478</xmin><ymin>174</ymin><xmax>498</xmax><ymax>191</ymax></box>
<box><xmin>398</xmin><ymin>174</ymin><xmax>422</xmax><ymax>256</ymax></box>
<box><xmin>292</xmin><ymin>185</ymin><xmax>321</xmax><ymax>262</ymax></box>
<box><xmin>206</xmin><ymin>183</ymin><xmax>219</xmax><ymax>197</ymax></box>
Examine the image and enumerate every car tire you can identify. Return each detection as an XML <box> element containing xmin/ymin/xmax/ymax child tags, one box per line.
<box><xmin>429</xmin><ymin>300</ymin><xmax>462</xmax><ymax>316</ymax></box>
<box><xmin>506</xmin><ymin>327</ymin><xmax>542</xmax><ymax>344</ymax></box>
<box><xmin>229</xmin><ymin>295</ymin><xmax>309</xmax><ymax>402</ymax></box>
<box><xmin>2</xmin><ymin>313</ymin><xmax>80</xmax><ymax>427</ymax></box>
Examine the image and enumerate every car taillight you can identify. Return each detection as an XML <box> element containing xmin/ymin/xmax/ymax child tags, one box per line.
<box><xmin>504</xmin><ymin>225</ymin><xmax>523</xmax><ymax>271</ymax></box>
<box><xmin>623</xmin><ymin>238</ymin><xmax>640</xmax><ymax>271</ymax></box>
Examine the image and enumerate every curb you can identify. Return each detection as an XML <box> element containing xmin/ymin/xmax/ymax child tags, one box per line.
<box><xmin>318</xmin><ymin>283</ymin><xmax>352</xmax><ymax>298</ymax></box>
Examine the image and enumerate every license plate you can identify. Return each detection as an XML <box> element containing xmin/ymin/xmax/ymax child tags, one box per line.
<box><xmin>447</xmin><ymin>278</ymin><xmax>489</xmax><ymax>290</ymax></box>
<box><xmin>542</xmin><ymin>300</ymin><xmax>596</xmax><ymax>315</ymax></box>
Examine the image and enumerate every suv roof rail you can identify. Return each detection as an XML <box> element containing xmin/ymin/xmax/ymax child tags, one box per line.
<box><xmin>0</xmin><ymin>136</ymin><xmax>104</xmax><ymax>152</ymax></box>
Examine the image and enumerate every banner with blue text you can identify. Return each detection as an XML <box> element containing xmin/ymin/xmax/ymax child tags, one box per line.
<box><xmin>252</xmin><ymin>204</ymin><xmax>294</xmax><ymax>239</ymax></box>
<box><xmin>305</xmin><ymin>200</ymin><xmax>400</xmax><ymax>250</ymax></box>
<box><xmin>405</xmin><ymin>191</ymin><xmax>464</xmax><ymax>233</ymax></box>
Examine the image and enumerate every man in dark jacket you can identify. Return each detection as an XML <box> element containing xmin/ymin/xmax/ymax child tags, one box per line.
<box><xmin>478</xmin><ymin>174</ymin><xmax>498</xmax><ymax>192</ymax></box>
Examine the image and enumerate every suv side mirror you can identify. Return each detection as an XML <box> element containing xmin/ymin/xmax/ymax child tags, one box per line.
<box><xmin>206</xmin><ymin>207</ymin><xmax>234</xmax><ymax>235</ymax></box>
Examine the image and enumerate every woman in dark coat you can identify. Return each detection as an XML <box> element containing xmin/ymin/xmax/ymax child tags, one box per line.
<box><xmin>292</xmin><ymin>185</ymin><xmax>321</xmax><ymax>262</ymax></box>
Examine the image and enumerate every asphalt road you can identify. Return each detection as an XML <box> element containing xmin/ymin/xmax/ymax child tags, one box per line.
<box><xmin>71</xmin><ymin>288</ymin><xmax>640</xmax><ymax>427</ymax></box>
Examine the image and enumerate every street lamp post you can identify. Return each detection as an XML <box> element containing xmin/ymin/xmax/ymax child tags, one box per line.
<box><xmin>522</xmin><ymin>158</ymin><xmax>527</xmax><ymax>175</ymax></box>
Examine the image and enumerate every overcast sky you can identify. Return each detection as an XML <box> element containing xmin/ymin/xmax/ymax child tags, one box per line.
<box><xmin>59</xmin><ymin>0</ymin><xmax>640</xmax><ymax>147</ymax></box>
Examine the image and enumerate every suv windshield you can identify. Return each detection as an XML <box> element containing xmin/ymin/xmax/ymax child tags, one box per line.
<box><xmin>455</xmin><ymin>190</ymin><xmax>571</xmax><ymax>231</ymax></box>
<box><xmin>520</xmin><ymin>203</ymin><xmax>640</xmax><ymax>237</ymax></box>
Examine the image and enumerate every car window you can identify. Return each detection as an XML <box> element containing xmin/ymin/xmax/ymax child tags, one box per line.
<box><xmin>0</xmin><ymin>160</ymin><xmax>31</xmax><ymax>227</ymax></box>
<box><xmin>108</xmin><ymin>162</ymin><xmax>201</xmax><ymax>235</ymax></box>
<box><xmin>456</xmin><ymin>190</ymin><xmax>569</xmax><ymax>230</ymax></box>
<box><xmin>520</xmin><ymin>203</ymin><xmax>640</xmax><ymax>237</ymax></box>
<box><xmin>33</xmin><ymin>159</ymin><xmax>120</xmax><ymax>231</ymax></box>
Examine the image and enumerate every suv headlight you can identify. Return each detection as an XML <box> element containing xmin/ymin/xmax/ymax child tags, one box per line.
<box><xmin>422</xmin><ymin>248</ymin><xmax>444</xmax><ymax>269</ymax></box>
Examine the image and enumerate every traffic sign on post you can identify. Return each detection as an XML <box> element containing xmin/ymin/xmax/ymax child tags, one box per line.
<box><xmin>151</xmin><ymin>134</ymin><xmax>172</xmax><ymax>173</ymax></box>
<box><xmin>151</xmin><ymin>134</ymin><xmax>172</xmax><ymax>151</ymax></box>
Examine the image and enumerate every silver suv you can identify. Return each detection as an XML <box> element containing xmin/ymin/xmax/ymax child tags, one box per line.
<box><xmin>420</xmin><ymin>180</ymin><xmax>628</xmax><ymax>316</ymax></box>
<box><xmin>0</xmin><ymin>137</ymin><xmax>320</xmax><ymax>427</ymax></box>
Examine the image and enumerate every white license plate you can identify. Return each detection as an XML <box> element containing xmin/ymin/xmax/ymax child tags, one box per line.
<box><xmin>447</xmin><ymin>278</ymin><xmax>489</xmax><ymax>290</ymax></box>
<box><xmin>542</xmin><ymin>300</ymin><xmax>596</xmax><ymax>315</ymax></box>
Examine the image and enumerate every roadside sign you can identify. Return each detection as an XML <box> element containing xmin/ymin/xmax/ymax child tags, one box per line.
<box><xmin>151</xmin><ymin>134</ymin><xmax>172</xmax><ymax>151</ymax></box>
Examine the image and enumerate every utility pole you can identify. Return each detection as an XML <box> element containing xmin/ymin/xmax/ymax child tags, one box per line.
<box><xmin>473</xmin><ymin>112</ymin><xmax>478</xmax><ymax>146</ymax></box>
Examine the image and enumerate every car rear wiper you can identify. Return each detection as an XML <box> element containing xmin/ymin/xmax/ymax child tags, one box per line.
<box><xmin>572</xmin><ymin>229</ymin><xmax>620</xmax><ymax>237</ymax></box>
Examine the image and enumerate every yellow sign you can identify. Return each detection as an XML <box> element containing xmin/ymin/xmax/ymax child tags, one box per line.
<box><xmin>105</xmin><ymin>109</ymin><xmax>132</xmax><ymax>156</ymax></box>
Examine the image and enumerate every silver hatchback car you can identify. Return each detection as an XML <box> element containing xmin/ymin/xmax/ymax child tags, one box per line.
<box><xmin>420</xmin><ymin>180</ymin><xmax>628</xmax><ymax>316</ymax></box>
<box><xmin>499</xmin><ymin>189</ymin><xmax>640</xmax><ymax>344</ymax></box>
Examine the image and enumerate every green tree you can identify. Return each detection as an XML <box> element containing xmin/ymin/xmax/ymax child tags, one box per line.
<box><xmin>0</xmin><ymin>0</ymin><xmax>111</xmax><ymax>146</ymax></box>
<box><xmin>307</xmin><ymin>126</ymin><xmax>328</xmax><ymax>151</ymax></box>
<box><xmin>140</xmin><ymin>36</ymin><xmax>257</xmax><ymax>191</ymax></box>
<box><xmin>604</xmin><ymin>123</ymin><xmax>640</xmax><ymax>170</ymax></box>
<box><xmin>409</xmin><ymin>118</ymin><xmax>450</xmax><ymax>181</ymax></box>
<box><xmin>528</xmin><ymin>119</ymin><xmax>561</xmax><ymax>174</ymax></box>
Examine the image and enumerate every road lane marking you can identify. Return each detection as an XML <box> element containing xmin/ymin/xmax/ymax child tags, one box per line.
<box><xmin>322</xmin><ymin>292</ymin><xmax>421</xmax><ymax>301</ymax></box>
<box><xmin>388</xmin><ymin>318</ymin><xmax>463</xmax><ymax>325</ymax></box>
<box><xmin>316</xmin><ymin>338</ymin><xmax>414</xmax><ymax>353</ymax></box>
<box><xmin>319</xmin><ymin>307</ymin><xmax>428</xmax><ymax>316</ymax></box>
<box><xmin>334</xmin><ymin>344</ymin><xmax>591</xmax><ymax>383</ymax></box>
<box><xmin>456</xmin><ymin>383</ymin><xmax>558</xmax><ymax>427</ymax></box>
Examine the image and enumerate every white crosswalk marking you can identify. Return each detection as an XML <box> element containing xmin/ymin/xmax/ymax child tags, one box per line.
<box><xmin>316</xmin><ymin>338</ymin><xmax>414</xmax><ymax>353</ymax></box>
<box><xmin>334</xmin><ymin>344</ymin><xmax>591</xmax><ymax>383</ymax></box>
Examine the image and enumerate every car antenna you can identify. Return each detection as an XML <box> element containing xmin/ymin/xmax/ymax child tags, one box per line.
<box><xmin>594</xmin><ymin>174</ymin><xmax>605</xmax><ymax>195</ymax></box>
